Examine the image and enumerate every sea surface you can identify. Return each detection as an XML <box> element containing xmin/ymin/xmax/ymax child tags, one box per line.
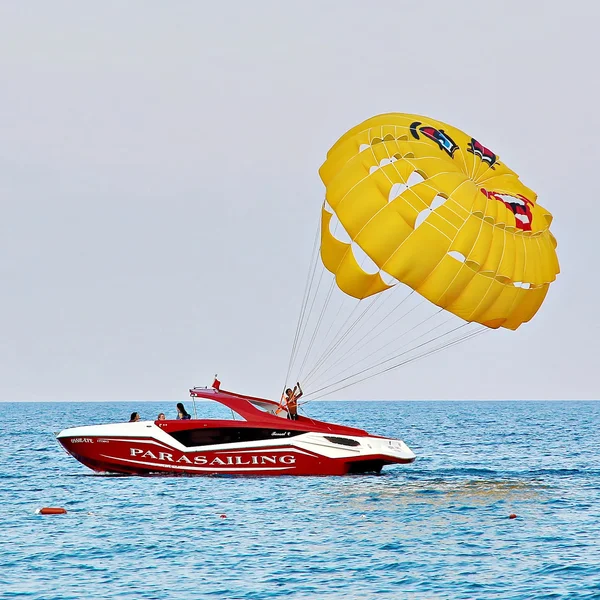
<box><xmin>1</xmin><ymin>400</ymin><xmax>600</xmax><ymax>600</ymax></box>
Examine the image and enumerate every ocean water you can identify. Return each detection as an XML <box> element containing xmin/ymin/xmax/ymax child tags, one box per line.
<box><xmin>2</xmin><ymin>400</ymin><xmax>600</xmax><ymax>600</ymax></box>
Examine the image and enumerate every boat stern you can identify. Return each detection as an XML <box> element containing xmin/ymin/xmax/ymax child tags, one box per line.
<box><xmin>369</xmin><ymin>436</ymin><xmax>416</xmax><ymax>464</ymax></box>
<box><xmin>341</xmin><ymin>436</ymin><xmax>416</xmax><ymax>474</ymax></box>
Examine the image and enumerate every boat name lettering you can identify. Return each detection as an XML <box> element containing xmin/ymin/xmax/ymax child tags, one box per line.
<box><xmin>129</xmin><ymin>448</ymin><xmax>296</xmax><ymax>466</ymax></box>
<box><xmin>70</xmin><ymin>438</ymin><xmax>93</xmax><ymax>443</ymax></box>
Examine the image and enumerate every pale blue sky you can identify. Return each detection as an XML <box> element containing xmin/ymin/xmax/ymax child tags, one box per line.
<box><xmin>0</xmin><ymin>1</ymin><xmax>596</xmax><ymax>400</ymax></box>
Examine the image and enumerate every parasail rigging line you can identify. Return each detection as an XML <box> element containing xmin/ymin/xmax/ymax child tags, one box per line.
<box><xmin>305</xmin><ymin>315</ymin><xmax>462</xmax><ymax>394</ymax></box>
<box><xmin>307</xmin><ymin>309</ymin><xmax>452</xmax><ymax>391</ymax></box>
<box><xmin>306</xmin><ymin>305</ymin><xmax>446</xmax><ymax>390</ymax></box>
<box><xmin>301</xmin><ymin>282</ymin><xmax>412</xmax><ymax>386</ymax></box>
<box><xmin>301</xmin><ymin>287</ymin><xmax>361</xmax><ymax>381</ymax></box>
<box><xmin>295</xmin><ymin>214</ymin><xmax>384</xmax><ymax>384</ymax></box>
<box><xmin>296</xmin><ymin>276</ymin><xmax>337</xmax><ymax>381</ymax></box>
<box><xmin>304</xmin><ymin>324</ymin><xmax>486</xmax><ymax>400</ymax></box>
<box><xmin>283</xmin><ymin>216</ymin><xmax>321</xmax><ymax>391</ymax></box>
<box><xmin>305</xmin><ymin>321</ymin><xmax>473</xmax><ymax>397</ymax></box>
<box><xmin>299</xmin><ymin>293</ymin><xmax>379</xmax><ymax>385</ymax></box>
<box><xmin>303</xmin><ymin>288</ymin><xmax>419</xmax><ymax>388</ymax></box>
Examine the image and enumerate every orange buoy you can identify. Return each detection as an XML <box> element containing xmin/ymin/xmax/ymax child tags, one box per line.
<box><xmin>509</xmin><ymin>513</ymin><xmax>517</xmax><ymax>519</ymax></box>
<box><xmin>36</xmin><ymin>507</ymin><xmax>67</xmax><ymax>515</ymax></box>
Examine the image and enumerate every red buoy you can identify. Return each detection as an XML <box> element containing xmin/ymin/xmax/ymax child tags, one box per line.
<box><xmin>36</xmin><ymin>507</ymin><xmax>67</xmax><ymax>515</ymax></box>
<box><xmin>509</xmin><ymin>513</ymin><xmax>517</xmax><ymax>519</ymax></box>
<box><xmin>219</xmin><ymin>514</ymin><xmax>227</xmax><ymax>519</ymax></box>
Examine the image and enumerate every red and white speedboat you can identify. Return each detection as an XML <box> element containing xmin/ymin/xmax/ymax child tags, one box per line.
<box><xmin>56</xmin><ymin>385</ymin><xmax>416</xmax><ymax>476</ymax></box>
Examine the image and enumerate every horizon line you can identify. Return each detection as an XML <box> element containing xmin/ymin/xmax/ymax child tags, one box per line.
<box><xmin>0</xmin><ymin>398</ymin><xmax>599</xmax><ymax>403</ymax></box>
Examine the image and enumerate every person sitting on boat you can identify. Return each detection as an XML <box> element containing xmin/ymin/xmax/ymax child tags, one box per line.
<box><xmin>284</xmin><ymin>382</ymin><xmax>303</xmax><ymax>421</ymax></box>
<box><xmin>157</xmin><ymin>413</ymin><xmax>166</xmax><ymax>420</ymax></box>
<box><xmin>129</xmin><ymin>412</ymin><xmax>140</xmax><ymax>422</ymax></box>
<box><xmin>176</xmin><ymin>403</ymin><xmax>191</xmax><ymax>420</ymax></box>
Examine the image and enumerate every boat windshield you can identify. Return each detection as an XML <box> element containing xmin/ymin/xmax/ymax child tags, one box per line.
<box><xmin>186</xmin><ymin>398</ymin><xmax>279</xmax><ymax>421</ymax></box>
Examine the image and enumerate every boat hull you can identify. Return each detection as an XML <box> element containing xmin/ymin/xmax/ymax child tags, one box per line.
<box><xmin>56</xmin><ymin>423</ymin><xmax>415</xmax><ymax>476</ymax></box>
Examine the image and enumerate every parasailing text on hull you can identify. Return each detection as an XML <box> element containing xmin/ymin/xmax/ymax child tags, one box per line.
<box><xmin>129</xmin><ymin>448</ymin><xmax>297</xmax><ymax>466</ymax></box>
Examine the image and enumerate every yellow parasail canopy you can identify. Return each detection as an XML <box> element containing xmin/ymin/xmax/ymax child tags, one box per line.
<box><xmin>318</xmin><ymin>113</ymin><xmax>559</xmax><ymax>330</ymax></box>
